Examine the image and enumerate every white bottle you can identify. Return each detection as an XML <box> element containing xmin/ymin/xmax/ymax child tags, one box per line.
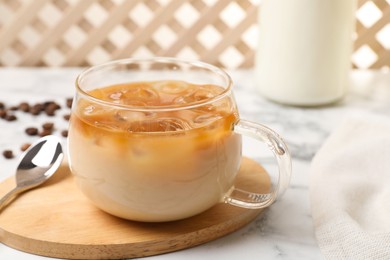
<box><xmin>255</xmin><ymin>0</ymin><xmax>357</xmax><ymax>106</ymax></box>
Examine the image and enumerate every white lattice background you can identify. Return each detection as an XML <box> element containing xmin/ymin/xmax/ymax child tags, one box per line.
<box><xmin>0</xmin><ymin>0</ymin><xmax>389</xmax><ymax>69</ymax></box>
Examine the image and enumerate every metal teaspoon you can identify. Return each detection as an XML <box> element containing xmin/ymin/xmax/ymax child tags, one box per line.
<box><xmin>0</xmin><ymin>135</ymin><xmax>64</xmax><ymax>211</ymax></box>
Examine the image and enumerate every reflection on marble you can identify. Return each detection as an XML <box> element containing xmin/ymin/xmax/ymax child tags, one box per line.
<box><xmin>0</xmin><ymin>68</ymin><xmax>389</xmax><ymax>260</ymax></box>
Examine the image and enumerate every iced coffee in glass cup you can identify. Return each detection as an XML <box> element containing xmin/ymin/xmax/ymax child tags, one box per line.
<box><xmin>68</xmin><ymin>57</ymin><xmax>291</xmax><ymax>222</ymax></box>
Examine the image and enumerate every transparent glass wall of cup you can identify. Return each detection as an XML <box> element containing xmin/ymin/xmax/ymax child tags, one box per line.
<box><xmin>68</xmin><ymin>57</ymin><xmax>292</xmax><ymax>222</ymax></box>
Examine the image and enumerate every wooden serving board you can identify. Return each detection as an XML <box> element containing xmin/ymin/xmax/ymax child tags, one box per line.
<box><xmin>0</xmin><ymin>157</ymin><xmax>270</xmax><ymax>259</ymax></box>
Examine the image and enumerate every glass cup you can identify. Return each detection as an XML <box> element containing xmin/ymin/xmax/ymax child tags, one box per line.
<box><xmin>68</xmin><ymin>57</ymin><xmax>291</xmax><ymax>222</ymax></box>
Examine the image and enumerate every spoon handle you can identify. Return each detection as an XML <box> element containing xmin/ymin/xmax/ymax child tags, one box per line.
<box><xmin>0</xmin><ymin>187</ymin><xmax>22</xmax><ymax>212</ymax></box>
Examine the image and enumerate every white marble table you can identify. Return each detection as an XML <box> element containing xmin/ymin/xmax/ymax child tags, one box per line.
<box><xmin>0</xmin><ymin>68</ymin><xmax>389</xmax><ymax>260</ymax></box>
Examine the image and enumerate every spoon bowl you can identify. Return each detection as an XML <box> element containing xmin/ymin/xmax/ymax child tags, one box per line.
<box><xmin>0</xmin><ymin>135</ymin><xmax>64</xmax><ymax>211</ymax></box>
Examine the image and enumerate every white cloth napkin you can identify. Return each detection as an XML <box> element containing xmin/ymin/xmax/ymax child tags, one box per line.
<box><xmin>310</xmin><ymin>114</ymin><xmax>390</xmax><ymax>259</ymax></box>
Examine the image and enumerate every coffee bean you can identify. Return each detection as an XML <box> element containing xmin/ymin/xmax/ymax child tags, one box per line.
<box><xmin>30</xmin><ymin>107</ymin><xmax>41</xmax><ymax>115</ymax></box>
<box><xmin>63</xmin><ymin>114</ymin><xmax>71</xmax><ymax>121</ymax></box>
<box><xmin>19</xmin><ymin>102</ymin><xmax>30</xmax><ymax>112</ymax></box>
<box><xmin>0</xmin><ymin>102</ymin><xmax>5</xmax><ymax>109</ymax></box>
<box><xmin>45</xmin><ymin>103</ymin><xmax>58</xmax><ymax>116</ymax></box>
<box><xmin>45</xmin><ymin>110</ymin><xmax>55</xmax><ymax>116</ymax></box>
<box><xmin>39</xmin><ymin>129</ymin><xmax>52</xmax><ymax>137</ymax></box>
<box><xmin>0</xmin><ymin>109</ymin><xmax>6</xmax><ymax>118</ymax></box>
<box><xmin>21</xmin><ymin>143</ymin><xmax>31</xmax><ymax>152</ymax></box>
<box><xmin>44</xmin><ymin>101</ymin><xmax>61</xmax><ymax>110</ymax></box>
<box><xmin>31</xmin><ymin>104</ymin><xmax>43</xmax><ymax>115</ymax></box>
<box><xmin>3</xmin><ymin>150</ymin><xmax>14</xmax><ymax>159</ymax></box>
<box><xmin>61</xmin><ymin>130</ymin><xmax>68</xmax><ymax>137</ymax></box>
<box><xmin>66</xmin><ymin>98</ymin><xmax>73</xmax><ymax>109</ymax></box>
<box><xmin>43</xmin><ymin>101</ymin><xmax>52</xmax><ymax>107</ymax></box>
<box><xmin>42</xmin><ymin>122</ymin><xmax>54</xmax><ymax>130</ymax></box>
<box><xmin>5</xmin><ymin>114</ymin><xmax>17</xmax><ymax>121</ymax></box>
<box><xmin>25</xmin><ymin>127</ymin><xmax>39</xmax><ymax>136</ymax></box>
<box><xmin>9</xmin><ymin>106</ymin><xmax>18</xmax><ymax>111</ymax></box>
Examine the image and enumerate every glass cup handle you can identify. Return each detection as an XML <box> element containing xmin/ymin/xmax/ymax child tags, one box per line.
<box><xmin>224</xmin><ymin>119</ymin><xmax>292</xmax><ymax>209</ymax></box>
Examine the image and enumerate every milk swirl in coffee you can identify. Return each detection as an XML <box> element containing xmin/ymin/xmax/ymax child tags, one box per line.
<box><xmin>68</xmin><ymin>80</ymin><xmax>241</xmax><ymax>222</ymax></box>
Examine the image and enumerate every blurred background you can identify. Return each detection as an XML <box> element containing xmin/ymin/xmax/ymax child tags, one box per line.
<box><xmin>0</xmin><ymin>0</ymin><xmax>389</xmax><ymax>70</ymax></box>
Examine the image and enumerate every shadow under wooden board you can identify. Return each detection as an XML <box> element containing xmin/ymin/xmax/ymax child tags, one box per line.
<box><xmin>0</xmin><ymin>157</ymin><xmax>270</xmax><ymax>259</ymax></box>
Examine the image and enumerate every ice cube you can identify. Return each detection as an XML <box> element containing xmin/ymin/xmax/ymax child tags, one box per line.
<box><xmin>109</xmin><ymin>92</ymin><xmax>123</xmax><ymax>103</ymax></box>
<box><xmin>172</xmin><ymin>87</ymin><xmax>217</xmax><ymax>105</ymax></box>
<box><xmin>123</xmin><ymin>86</ymin><xmax>160</xmax><ymax>106</ymax></box>
<box><xmin>157</xmin><ymin>118</ymin><xmax>191</xmax><ymax>131</ymax></box>
<box><xmin>192</xmin><ymin>88</ymin><xmax>215</xmax><ymax>101</ymax></box>
<box><xmin>115</xmin><ymin>110</ymin><xmax>147</xmax><ymax>122</ymax></box>
<box><xmin>84</xmin><ymin>105</ymin><xmax>95</xmax><ymax>115</ymax></box>
<box><xmin>83</xmin><ymin>104</ymin><xmax>111</xmax><ymax>116</ymax></box>
<box><xmin>193</xmin><ymin>113</ymin><xmax>223</xmax><ymax>126</ymax></box>
<box><xmin>127</xmin><ymin>118</ymin><xmax>190</xmax><ymax>132</ymax></box>
<box><xmin>156</xmin><ymin>80</ymin><xmax>189</xmax><ymax>94</ymax></box>
<box><xmin>172</xmin><ymin>90</ymin><xmax>197</xmax><ymax>104</ymax></box>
